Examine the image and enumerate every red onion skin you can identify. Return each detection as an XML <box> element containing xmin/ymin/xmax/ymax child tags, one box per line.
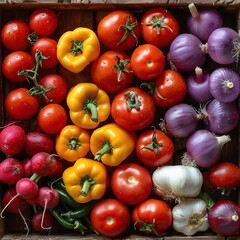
<box><xmin>208</xmin><ymin>200</ymin><xmax>240</xmax><ymax>236</ymax></box>
<box><xmin>186</xmin><ymin>130</ymin><xmax>225</xmax><ymax>168</ymax></box>
<box><xmin>208</xmin><ymin>68</ymin><xmax>240</xmax><ymax>103</ymax></box>
<box><xmin>187</xmin><ymin>70</ymin><xmax>213</xmax><ymax>103</ymax></box>
<box><xmin>164</xmin><ymin>103</ymin><xmax>200</xmax><ymax>138</ymax></box>
<box><xmin>207</xmin><ymin>27</ymin><xmax>240</xmax><ymax>64</ymax></box>
<box><xmin>203</xmin><ymin>99</ymin><xmax>239</xmax><ymax>134</ymax></box>
<box><xmin>187</xmin><ymin>8</ymin><xmax>223</xmax><ymax>42</ymax></box>
<box><xmin>169</xmin><ymin>33</ymin><xmax>206</xmax><ymax>71</ymax></box>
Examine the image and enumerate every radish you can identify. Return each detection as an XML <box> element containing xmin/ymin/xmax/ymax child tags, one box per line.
<box><xmin>32</xmin><ymin>209</ymin><xmax>55</xmax><ymax>231</ymax></box>
<box><xmin>0</xmin><ymin>125</ymin><xmax>25</xmax><ymax>155</ymax></box>
<box><xmin>50</xmin><ymin>159</ymin><xmax>63</xmax><ymax>179</ymax></box>
<box><xmin>37</xmin><ymin>187</ymin><xmax>60</xmax><ymax>209</ymax></box>
<box><xmin>31</xmin><ymin>152</ymin><xmax>57</xmax><ymax>176</ymax></box>
<box><xmin>22</xmin><ymin>158</ymin><xmax>33</xmax><ymax>178</ymax></box>
<box><xmin>16</xmin><ymin>177</ymin><xmax>39</xmax><ymax>200</ymax></box>
<box><xmin>0</xmin><ymin>158</ymin><xmax>24</xmax><ymax>184</ymax></box>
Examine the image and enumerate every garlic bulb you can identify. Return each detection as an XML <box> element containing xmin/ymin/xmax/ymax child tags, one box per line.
<box><xmin>172</xmin><ymin>198</ymin><xmax>209</xmax><ymax>235</ymax></box>
<box><xmin>152</xmin><ymin>165</ymin><xmax>203</xmax><ymax>202</ymax></box>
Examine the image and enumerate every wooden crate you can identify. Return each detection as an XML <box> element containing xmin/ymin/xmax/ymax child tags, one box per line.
<box><xmin>0</xmin><ymin>1</ymin><xmax>239</xmax><ymax>239</ymax></box>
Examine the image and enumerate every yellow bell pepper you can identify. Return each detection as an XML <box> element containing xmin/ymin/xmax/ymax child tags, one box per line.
<box><xmin>57</xmin><ymin>27</ymin><xmax>100</xmax><ymax>73</ymax></box>
<box><xmin>90</xmin><ymin>122</ymin><xmax>136</xmax><ymax>166</ymax></box>
<box><xmin>63</xmin><ymin>158</ymin><xmax>108</xmax><ymax>203</ymax></box>
<box><xmin>55</xmin><ymin>125</ymin><xmax>90</xmax><ymax>162</ymax></box>
<box><xmin>67</xmin><ymin>83</ymin><xmax>110</xmax><ymax>129</ymax></box>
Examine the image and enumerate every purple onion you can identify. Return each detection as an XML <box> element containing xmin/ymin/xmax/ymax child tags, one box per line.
<box><xmin>183</xmin><ymin>129</ymin><xmax>231</xmax><ymax>168</ymax></box>
<box><xmin>187</xmin><ymin>67</ymin><xmax>213</xmax><ymax>103</ymax></box>
<box><xmin>169</xmin><ymin>33</ymin><xmax>206</xmax><ymax>71</ymax></box>
<box><xmin>208</xmin><ymin>68</ymin><xmax>240</xmax><ymax>103</ymax></box>
<box><xmin>164</xmin><ymin>103</ymin><xmax>201</xmax><ymax>138</ymax></box>
<box><xmin>207</xmin><ymin>27</ymin><xmax>240</xmax><ymax>64</ymax></box>
<box><xmin>187</xmin><ymin>3</ymin><xmax>223</xmax><ymax>42</ymax></box>
<box><xmin>201</xmin><ymin>99</ymin><xmax>239</xmax><ymax>134</ymax></box>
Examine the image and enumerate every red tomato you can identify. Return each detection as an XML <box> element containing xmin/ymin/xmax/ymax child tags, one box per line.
<box><xmin>132</xmin><ymin>198</ymin><xmax>173</xmax><ymax>235</ymax></box>
<box><xmin>29</xmin><ymin>8</ymin><xmax>58</xmax><ymax>37</ymax></box>
<box><xmin>153</xmin><ymin>69</ymin><xmax>187</xmax><ymax>108</ymax></box>
<box><xmin>5</xmin><ymin>88</ymin><xmax>39</xmax><ymax>120</ymax></box>
<box><xmin>2</xmin><ymin>51</ymin><xmax>35</xmax><ymax>83</ymax></box>
<box><xmin>90</xmin><ymin>198</ymin><xmax>130</xmax><ymax>238</ymax></box>
<box><xmin>205</xmin><ymin>162</ymin><xmax>240</xmax><ymax>189</ymax></box>
<box><xmin>136</xmin><ymin>129</ymin><xmax>174</xmax><ymax>167</ymax></box>
<box><xmin>91</xmin><ymin>50</ymin><xmax>134</xmax><ymax>93</ymax></box>
<box><xmin>141</xmin><ymin>8</ymin><xmax>179</xmax><ymax>48</ymax></box>
<box><xmin>111</xmin><ymin>163</ymin><xmax>152</xmax><ymax>205</ymax></box>
<box><xmin>31</xmin><ymin>38</ymin><xmax>59</xmax><ymax>69</ymax></box>
<box><xmin>1</xmin><ymin>20</ymin><xmax>30</xmax><ymax>51</ymax></box>
<box><xmin>97</xmin><ymin>10</ymin><xmax>141</xmax><ymax>51</ymax></box>
<box><xmin>111</xmin><ymin>87</ymin><xmax>155</xmax><ymax>131</ymax></box>
<box><xmin>130</xmin><ymin>44</ymin><xmax>165</xmax><ymax>81</ymax></box>
<box><xmin>38</xmin><ymin>74</ymin><xmax>68</xmax><ymax>104</ymax></box>
<box><xmin>37</xmin><ymin>103</ymin><xmax>67</xmax><ymax>135</ymax></box>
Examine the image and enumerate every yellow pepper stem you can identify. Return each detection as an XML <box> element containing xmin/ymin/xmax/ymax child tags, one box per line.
<box><xmin>80</xmin><ymin>176</ymin><xmax>96</xmax><ymax>197</ymax></box>
<box><xmin>94</xmin><ymin>140</ymin><xmax>112</xmax><ymax>161</ymax></box>
<box><xmin>83</xmin><ymin>99</ymin><xmax>98</xmax><ymax>122</ymax></box>
<box><xmin>70</xmin><ymin>40</ymin><xmax>83</xmax><ymax>56</ymax></box>
<box><xmin>67</xmin><ymin>137</ymin><xmax>81</xmax><ymax>150</ymax></box>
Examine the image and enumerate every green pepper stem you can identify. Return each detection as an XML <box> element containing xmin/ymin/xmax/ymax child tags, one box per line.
<box><xmin>83</xmin><ymin>99</ymin><xmax>98</xmax><ymax>122</ymax></box>
<box><xmin>80</xmin><ymin>176</ymin><xmax>96</xmax><ymax>197</ymax></box>
<box><xmin>94</xmin><ymin>140</ymin><xmax>112</xmax><ymax>161</ymax></box>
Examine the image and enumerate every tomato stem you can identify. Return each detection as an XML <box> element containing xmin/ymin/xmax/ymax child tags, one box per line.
<box><xmin>114</xmin><ymin>55</ymin><xmax>132</xmax><ymax>82</ymax></box>
<box><xmin>124</xmin><ymin>90</ymin><xmax>142</xmax><ymax>110</ymax></box>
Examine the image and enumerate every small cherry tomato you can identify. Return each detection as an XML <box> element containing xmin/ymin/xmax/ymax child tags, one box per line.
<box><xmin>31</xmin><ymin>38</ymin><xmax>59</xmax><ymax>69</ymax></box>
<box><xmin>29</xmin><ymin>8</ymin><xmax>58</xmax><ymax>38</ymax></box>
<box><xmin>38</xmin><ymin>74</ymin><xmax>68</xmax><ymax>104</ymax></box>
<box><xmin>97</xmin><ymin>10</ymin><xmax>141</xmax><ymax>51</ymax></box>
<box><xmin>130</xmin><ymin>44</ymin><xmax>165</xmax><ymax>81</ymax></box>
<box><xmin>141</xmin><ymin>8</ymin><xmax>179</xmax><ymax>48</ymax></box>
<box><xmin>5</xmin><ymin>88</ymin><xmax>39</xmax><ymax>120</ymax></box>
<box><xmin>91</xmin><ymin>50</ymin><xmax>134</xmax><ymax>93</ymax></box>
<box><xmin>37</xmin><ymin>103</ymin><xmax>67</xmax><ymax>135</ymax></box>
<box><xmin>1</xmin><ymin>20</ymin><xmax>30</xmax><ymax>51</ymax></box>
<box><xmin>152</xmin><ymin>69</ymin><xmax>187</xmax><ymax>108</ymax></box>
<box><xmin>90</xmin><ymin>198</ymin><xmax>130</xmax><ymax>238</ymax></box>
<box><xmin>111</xmin><ymin>163</ymin><xmax>152</xmax><ymax>205</ymax></box>
<box><xmin>132</xmin><ymin>198</ymin><xmax>173</xmax><ymax>235</ymax></box>
<box><xmin>136</xmin><ymin>128</ymin><xmax>174</xmax><ymax>167</ymax></box>
<box><xmin>2</xmin><ymin>51</ymin><xmax>35</xmax><ymax>83</ymax></box>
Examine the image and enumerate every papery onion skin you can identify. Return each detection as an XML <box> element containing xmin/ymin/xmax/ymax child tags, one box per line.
<box><xmin>187</xmin><ymin>67</ymin><xmax>212</xmax><ymax>103</ymax></box>
<box><xmin>208</xmin><ymin>200</ymin><xmax>240</xmax><ymax>236</ymax></box>
<box><xmin>207</xmin><ymin>27</ymin><xmax>240</xmax><ymax>64</ymax></box>
<box><xmin>187</xmin><ymin>5</ymin><xmax>223</xmax><ymax>42</ymax></box>
<box><xmin>185</xmin><ymin>130</ymin><xmax>231</xmax><ymax>168</ymax></box>
<box><xmin>169</xmin><ymin>33</ymin><xmax>206</xmax><ymax>71</ymax></box>
<box><xmin>208</xmin><ymin>67</ymin><xmax>240</xmax><ymax>103</ymax></box>
<box><xmin>164</xmin><ymin>103</ymin><xmax>200</xmax><ymax>138</ymax></box>
<box><xmin>202</xmin><ymin>99</ymin><xmax>239</xmax><ymax>134</ymax></box>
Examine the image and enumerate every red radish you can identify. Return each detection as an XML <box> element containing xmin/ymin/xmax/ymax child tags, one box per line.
<box><xmin>1</xmin><ymin>187</ymin><xmax>29</xmax><ymax>216</ymax></box>
<box><xmin>0</xmin><ymin>158</ymin><xmax>24</xmax><ymax>184</ymax></box>
<box><xmin>32</xmin><ymin>209</ymin><xmax>55</xmax><ymax>231</ymax></box>
<box><xmin>37</xmin><ymin>187</ymin><xmax>59</xmax><ymax>209</ymax></box>
<box><xmin>50</xmin><ymin>159</ymin><xmax>63</xmax><ymax>179</ymax></box>
<box><xmin>16</xmin><ymin>178</ymin><xmax>39</xmax><ymax>200</ymax></box>
<box><xmin>31</xmin><ymin>152</ymin><xmax>57</xmax><ymax>176</ymax></box>
<box><xmin>0</xmin><ymin>125</ymin><xmax>25</xmax><ymax>155</ymax></box>
<box><xmin>27</xmin><ymin>196</ymin><xmax>39</xmax><ymax>205</ymax></box>
<box><xmin>23</xmin><ymin>132</ymin><xmax>54</xmax><ymax>156</ymax></box>
<box><xmin>22</xmin><ymin>158</ymin><xmax>33</xmax><ymax>178</ymax></box>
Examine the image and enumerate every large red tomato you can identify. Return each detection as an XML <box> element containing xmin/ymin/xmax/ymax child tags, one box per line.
<box><xmin>130</xmin><ymin>44</ymin><xmax>165</xmax><ymax>81</ymax></box>
<box><xmin>5</xmin><ymin>88</ymin><xmax>39</xmax><ymax>120</ymax></box>
<box><xmin>91</xmin><ymin>50</ymin><xmax>134</xmax><ymax>93</ymax></box>
<box><xmin>141</xmin><ymin>8</ymin><xmax>179</xmax><ymax>48</ymax></box>
<box><xmin>111</xmin><ymin>163</ymin><xmax>152</xmax><ymax>205</ymax></box>
<box><xmin>1</xmin><ymin>20</ymin><xmax>30</xmax><ymax>51</ymax></box>
<box><xmin>132</xmin><ymin>198</ymin><xmax>173</xmax><ymax>235</ymax></box>
<box><xmin>111</xmin><ymin>87</ymin><xmax>155</xmax><ymax>131</ymax></box>
<box><xmin>152</xmin><ymin>69</ymin><xmax>187</xmax><ymax>108</ymax></box>
<box><xmin>97</xmin><ymin>10</ymin><xmax>141</xmax><ymax>51</ymax></box>
<box><xmin>90</xmin><ymin>198</ymin><xmax>130</xmax><ymax>238</ymax></box>
<box><xmin>136</xmin><ymin>128</ymin><xmax>174</xmax><ymax>167</ymax></box>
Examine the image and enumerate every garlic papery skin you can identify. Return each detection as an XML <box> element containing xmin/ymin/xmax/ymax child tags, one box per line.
<box><xmin>152</xmin><ymin>165</ymin><xmax>203</xmax><ymax>202</ymax></box>
<box><xmin>172</xmin><ymin>198</ymin><xmax>209</xmax><ymax>235</ymax></box>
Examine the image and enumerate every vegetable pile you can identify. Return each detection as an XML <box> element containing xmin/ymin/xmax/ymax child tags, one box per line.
<box><xmin>0</xmin><ymin>4</ymin><xmax>240</xmax><ymax>238</ymax></box>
